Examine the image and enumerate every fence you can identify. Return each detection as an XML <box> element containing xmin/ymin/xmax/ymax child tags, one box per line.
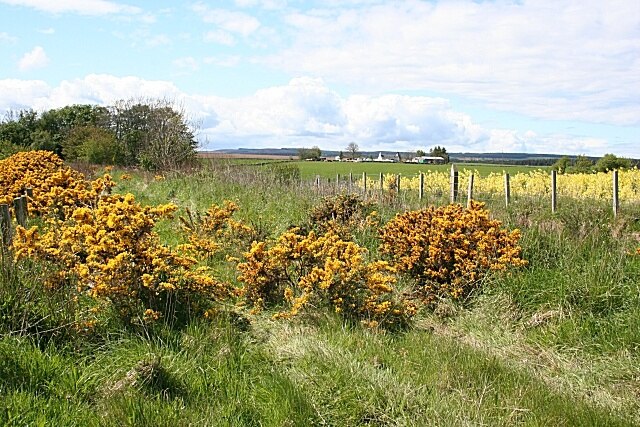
<box><xmin>312</xmin><ymin>166</ymin><xmax>627</xmax><ymax>217</ymax></box>
<box><xmin>0</xmin><ymin>189</ymin><xmax>31</xmax><ymax>249</ymax></box>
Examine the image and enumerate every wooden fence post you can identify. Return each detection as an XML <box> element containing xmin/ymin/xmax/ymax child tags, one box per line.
<box><xmin>13</xmin><ymin>197</ymin><xmax>26</xmax><ymax>227</ymax></box>
<box><xmin>379</xmin><ymin>172</ymin><xmax>384</xmax><ymax>192</ymax></box>
<box><xmin>0</xmin><ymin>204</ymin><xmax>10</xmax><ymax>247</ymax></box>
<box><xmin>396</xmin><ymin>174</ymin><xmax>401</xmax><ymax>196</ymax></box>
<box><xmin>551</xmin><ymin>170</ymin><xmax>557</xmax><ymax>213</ymax></box>
<box><xmin>336</xmin><ymin>174</ymin><xmax>340</xmax><ymax>192</ymax></box>
<box><xmin>349</xmin><ymin>172</ymin><xmax>353</xmax><ymax>192</ymax></box>
<box><xmin>362</xmin><ymin>172</ymin><xmax>367</xmax><ymax>195</ymax></box>
<box><xmin>613</xmin><ymin>170</ymin><xmax>619</xmax><ymax>217</ymax></box>
<box><xmin>450</xmin><ymin>164</ymin><xmax>459</xmax><ymax>204</ymax></box>
<box><xmin>315</xmin><ymin>175</ymin><xmax>320</xmax><ymax>189</ymax></box>
<box><xmin>467</xmin><ymin>173</ymin><xmax>474</xmax><ymax>208</ymax></box>
<box><xmin>419</xmin><ymin>172</ymin><xmax>424</xmax><ymax>201</ymax></box>
<box><xmin>504</xmin><ymin>173</ymin><xmax>511</xmax><ymax>207</ymax></box>
<box><xmin>20</xmin><ymin>195</ymin><xmax>28</xmax><ymax>219</ymax></box>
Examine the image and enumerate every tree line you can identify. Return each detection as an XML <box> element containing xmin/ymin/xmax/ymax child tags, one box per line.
<box><xmin>0</xmin><ymin>99</ymin><xmax>198</xmax><ymax>170</ymax></box>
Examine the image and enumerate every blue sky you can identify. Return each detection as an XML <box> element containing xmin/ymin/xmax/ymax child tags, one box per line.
<box><xmin>0</xmin><ymin>0</ymin><xmax>638</xmax><ymax>156</ymax></box>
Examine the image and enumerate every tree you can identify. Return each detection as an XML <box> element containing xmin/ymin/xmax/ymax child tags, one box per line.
<box><xmin>551</xmin><ymin>156</ymin><xmax>570</xmax><ymax>174</ymax></box>
<box><xmin>62</xmin><ymin>125</ymin><xmax>120</xmax><ymax>164</ymax></box>
<box><xmin>109</xmin><ymin>99</ymin><xmax>198</xmax><ymax>170</ymax></box>
<box><xmin>416</xmin><ymin>149</ymin><xmax>426</xmax><ymax>157</ymax></box>
<box><xmin>139</xmin><ymin>102</ymin><xmax>198</xmax><ymax>170</ymax></box>
<box><xmin>594</xmin><ymin>154</ymin><xmax>631</xmax><ymax>173</ymax></box>
<box><xmin>573</xmin><ymin>155</ymin><xmax>593</xmax><ymax>173</ymax></box>
<box><xmin>298</xmin><ymin>146</ymin><xmax>322</xmax><ymax>160</ymax></box>
<box><xmin>346</xmin><ymin>142</ymin><xmax>359</xmax><ymax>159</ymax></box>
<box><xmin>429</xmin><ymin>146</ymin><xmax>449</xmax><ymax>163</ymax></box>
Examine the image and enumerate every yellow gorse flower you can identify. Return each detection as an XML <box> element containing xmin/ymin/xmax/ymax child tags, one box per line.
<box><xmin>236</xmin><ymin>228</ymin><xmax>415</xmax><ymax>327</ymax></box>
<box><xmin>379</xmin><ymin>201</ymin><xmax>526</xmax><ymax>302</ymax></box>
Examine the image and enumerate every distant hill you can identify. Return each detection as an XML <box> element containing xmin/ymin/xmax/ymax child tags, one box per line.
<box><xmin>201</xmin><ymin>148</ymin><xmax>614</xmax><ymax>166</ymax></box>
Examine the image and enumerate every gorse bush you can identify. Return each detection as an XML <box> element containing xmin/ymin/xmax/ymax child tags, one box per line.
<box><xmin>12</xmin><ymin>193</ymin><xmax>230</xmax><ymax>324</ymax></box>
<box><xmin>179</xmin><ymin>200</ymin><xmax>256</xmax><ymax>260</ymax></box>
<box><xmin>307</xmin><ymin>193</ymin><xmax>376</xmax><ymax>238</ymax></box>
<box><xmin>379</xmin><ymin>201</ymin><xmax>526</xmax><ymax>302</ymax></box>
<box><xmin>236</xmin><ymin>228</ymin><xmax>416</xmax><ymax>328</ymax></box>
<box><xmin>0</xmin><ymin>150</ymin><xmax>114</xmax><ymax>216</ymax></box>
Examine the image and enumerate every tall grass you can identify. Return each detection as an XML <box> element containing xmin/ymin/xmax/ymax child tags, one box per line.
<box><xmin>1</xmin><ymin>163</ymin><xmax>639</xmax><ymax>425</ymax></box>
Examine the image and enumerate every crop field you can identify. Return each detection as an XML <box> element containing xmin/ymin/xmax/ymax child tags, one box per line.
<box><xmin>1</xmin><ymin>151</ymin><xmax>640</xmax><ymax>426</ymax></box>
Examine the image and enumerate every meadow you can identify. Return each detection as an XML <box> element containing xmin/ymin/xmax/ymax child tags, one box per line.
<box><xmin>1</xmin><ymin>153</ymin><xmax>639</xmax><ymax>426</ymax></box>
<box><xmin>202</xmin><ymin>157</ymin><xmax>542</xmax><ymax>179</ymax></box>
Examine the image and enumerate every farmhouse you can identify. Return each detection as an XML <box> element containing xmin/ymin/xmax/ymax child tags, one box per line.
<box><xmin>375</xmin><ymin>152</ymin><xmax>396</xmax><ymax>162</ymax></box>
<box><xmin>410</xmin><ymin>156</ymin><xmax>446</xmax><ymax>164</ymax></box>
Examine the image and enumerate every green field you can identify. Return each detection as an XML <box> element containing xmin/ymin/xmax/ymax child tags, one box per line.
<box><xmin>2</xmin><ymin>162</ymin><xmax>639</xmax><ymax>426</ymax></box>
<box><xmin>202</xmin><ymin>158</ymin><xmax>546</xmax><ymax>179</ymax></box>
<box><xmin>292</xmin><ymin>160</ymin><xmax>544</xmax><ymax>179</ymax></box>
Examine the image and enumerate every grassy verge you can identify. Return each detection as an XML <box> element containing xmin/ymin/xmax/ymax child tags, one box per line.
<box><xmin>1</xmin><ymin>164</ymin><xmax>638</xmax><ymax>425</ymax></box>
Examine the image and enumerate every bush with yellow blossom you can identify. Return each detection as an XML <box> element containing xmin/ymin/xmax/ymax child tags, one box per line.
<box><xmin>12</xmin><ymin>192</ymin><xmax>229</xmax><ymax>324</ymax></box>
<box><xmin>307</xmin><ymin>193</ymin><xmax>378</xmax><ymax>240</ymax></box>
<box><xmin>236</xmin><ymin>228</ymin><xmax>416</xmax><ymax>328</ymax></box>
<box><xmin>379</xmin><ymin>201</ymin><xmax>527</xmax><ymax>303</ymax></box>
<box><xmin>179</xmin><ymin>200</ymin><xmax>256</xmax><ymax>260</ymax></box>
<box><xmin>0</xmin><ymin>150</ymin><xmax>114</xmax><ymax>217</ymax></box>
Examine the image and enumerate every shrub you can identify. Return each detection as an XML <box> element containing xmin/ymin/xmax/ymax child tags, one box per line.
<box><xmin>12</xmin><ymin>193</ymin><xmax>229</xmax><ymax>325</ymax></box>
<box><xmin>307</xmin><ymin>193</ymin><xmax>377</xmax><ymax>238</ymax></box>
<box><xmin>236</xmin><ymin>228</ymin><xmax>416</xmax><ymax>328</ymax></box>
<box><xmin>0</xmin><ymin>150</ymin><xmax>114</xmax><ymax>216</ymax></box>
<box><xmin>379</xmin><ymin>202</ymin><xmax>526</xmax><ymax>303</ymax></box>
<box><xmin>179</xmin><ymin>200</ymin><xmax>256</xmax><ymax>259</ymax></box>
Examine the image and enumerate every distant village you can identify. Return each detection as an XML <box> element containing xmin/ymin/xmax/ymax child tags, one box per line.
<box><xmin>318</xmin><ymin>152</ymin><xmax>446</xmax><ymax>164</ymax></box>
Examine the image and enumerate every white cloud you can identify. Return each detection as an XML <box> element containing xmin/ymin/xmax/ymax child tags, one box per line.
<box><xmin>192</xmin><ymin>3</ymin><xmax>260</xmax><ymax>36</ymax></box>
<box><xmin>263</xmin><ymin>0</ymin><xmax>640</xmax><ymax>126</ymax></box>
<box><xmin>203</xmin><ymin>56</ymin><xmax>241</xmax><ymax>67</ymax></box>
<box><xmin>37</xmin><ymin>27</ymin><xmax>55</xmax><ymax>34</ymax></box>
<box><xmin>203</xmin><ymin>30</ymin><xmax>236</xmax><ymax>46</ymax></box>
<box><xmin>234</xmin><ymin>0</ymin><xmax>288</xmax><ymax>10</ymax></box>
<box><xmin>18</xmin><ymin>46</ymin><xmax>49</xmax><ymax>71</ymax></box>
<box><xmin>173</xmin><ymin>57</ymin><xmax>199</xmax><ymax>72</ymax></box>
<box><xmin>0</xmin><ymin>0</ymin><xmax>141</xmax><ymax>15</ymax></box>
<box><xmin>146</xmin><ymin>34</ymin><xmax>171</xmax><ymax>47</ymax></box>
<box><xmin>0</xmin><ymin>31</ymin><xmax>18</xmax><ymax>43</ymax></box>
<box><xmin>0</xmin><ymin>75</ymin><xmax>630</xmax><ymax>157</ymax></box>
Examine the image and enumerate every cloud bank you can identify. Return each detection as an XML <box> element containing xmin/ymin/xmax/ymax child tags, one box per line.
<box><xmin>0</xmin><ymin>74</ymin><xmax>614</xmax><ymax>156</ymax></box>
<box><xmin>264</xmin><ymin>0</ymin><xmax>640</xmax><ymax>126</ymax></box>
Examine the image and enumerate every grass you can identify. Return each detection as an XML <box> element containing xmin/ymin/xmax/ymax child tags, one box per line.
<box><xmin>1</xmin><ymin>163</ymin><xmax>639</xmax><ymax>426</ymax></box>
<box><xmin>201</xmin><ymin>157</ymin><xmax>545</xmax><ymax>179</ymax></box>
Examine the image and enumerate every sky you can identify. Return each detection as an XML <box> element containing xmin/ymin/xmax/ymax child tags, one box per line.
<box><xmin>0</xmin><ymin>0</ymin><xmax>638</xmax><ymax>156</ymax></box>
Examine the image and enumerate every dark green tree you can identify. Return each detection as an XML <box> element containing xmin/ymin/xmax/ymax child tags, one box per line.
<box><xmin>429</xmin><ymin>146</ymin><xmax>449</xmax><ymax>163</ymax></box>
<box><xmin>552</xmin><ymin>156</ymin><xmax>570</xmax><ymax>174</ymax></box>
<box><xmin>298</xmin><ymin>146</ymin><xmax>322</xmax><ymax>160</ymax></box>
<box><xmin>594</xmin><ymin>154</ymin><xmax>631</xmax><ymax>172</ymax></box>
<box><xmin>572</xmin><ymin>155</ymin><xmax>593</xmax><ymax>173</ymax></box>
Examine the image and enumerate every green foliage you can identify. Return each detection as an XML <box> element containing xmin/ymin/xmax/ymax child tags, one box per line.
<box><xmin>298</xmin><ymin>146</ymin><xmax>322</xmax><ymax>160</ymax></box>
<box><xmin>0</xmin><ymin>100</ymin><xmax>197</xmax><ymax>170</ymax></box>
<box><xmin>63</xmin><ymin>125</ymin><xmax>120</xmax><ymax>164</ymax></box>
<box><xmin>429</xmin><ymin>145</ymin><xmax>450</xmax><ymax>162</ymax></box>
<box><xmin>0</xmin><ymin>140</ymin><xmax>24</xmax><ymax>160</ymax></box>
<box><xmin>572</xmin><ymin>154</ymin><xmax>594</xmax><ymax>173</ymax></box>
<box><xmin>2</xmin><ymin>165</ymin><xmax>640</xmax><ymax>425</ymax></box>
<box><xmin>266</xmin><ymin>163</ymin><xmax>301</xmax><ymax>183</ymax></box>
<box><xmin>552</xmin><ymin>156</ymin><xmax>570</xmax><ymax>173</ymax></box>
<box><xmin>595</xmin><ymin>153</ymin><xmax>631</xmax><ymax>172</ymax></box>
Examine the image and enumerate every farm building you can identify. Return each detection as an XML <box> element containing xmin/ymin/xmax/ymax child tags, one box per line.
<box><xmin>410</xmin><ymin>156</ymin><xmax>446</xmax><ymax>164</ymax></box>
